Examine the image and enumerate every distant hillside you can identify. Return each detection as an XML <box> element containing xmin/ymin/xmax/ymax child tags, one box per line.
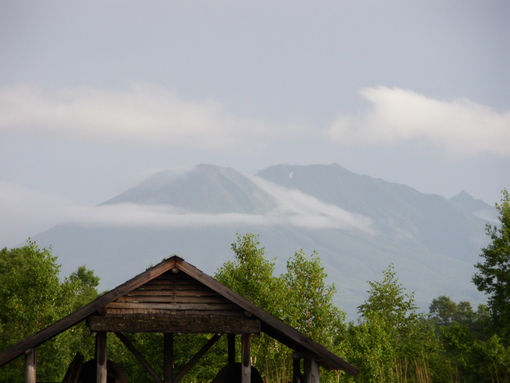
<box><xmin>32</xmin><ymin>164</ymin><xmax>493</xmax><ymax>319</ymax></box>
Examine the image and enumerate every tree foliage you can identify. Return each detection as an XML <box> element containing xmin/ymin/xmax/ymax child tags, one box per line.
<box><xmin>343</xmin><ymin>265</ymin><xmax>442</xmax><ymax>382</ymax></box>
<box><xmin>215</xmin><ymin>234</ymin><xmax>346</xmax><ymax>383</ymax></box>
<box><xmin>0</xmin><ymin>241</ymin><xmax>99</xmax><ymax>383</ymax></box>
<box><xmin>473</xmin><ymin>189</ymin><xmax>510</xmax><ymax>339</ymax></box>
<box><xmin>358</xmin><ymin>264</ymin><xmax>420</xmax><ymax>328</ymax></box>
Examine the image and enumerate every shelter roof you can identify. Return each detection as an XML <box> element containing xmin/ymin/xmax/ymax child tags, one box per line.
<box><xmin>0</xmin><ymin>255</ymin><xmax>359</xmax><ymax>376</ymax></box>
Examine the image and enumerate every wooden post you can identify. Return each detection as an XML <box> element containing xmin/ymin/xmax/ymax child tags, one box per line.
<box><xmin>24</xmin><ymin>349</ymin><xmax>36</xmax><ymax>383</ymax></box>
<box><xmin>304</xmin><ymin>357</ymin><xmax>320</xmax><ymax>383</ymax></box>
<box><xmin>241</xmin><ymin>334</ymin><xmax>251</xmax><ymax>383</ymax></box>
<box><xmin>228</xmin><ymin>334</ymin><xmax>236</xmax><ymax>365</ymax></box>
<box><xmin>292</xmin><ymin>354</ymin><xmax>301</xmax><ymax>383</ymax></box>
<box><xmin>95</xmin><ymin>331</ymin><xmax>107</xmax><ymax>383</ymax></box>
<box><xmin>164</xmin><ymin>333</ymin><xmax>174</xmax><ymax>383</ymax></box>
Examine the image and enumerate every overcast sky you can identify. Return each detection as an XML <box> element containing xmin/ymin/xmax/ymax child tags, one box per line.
<box><xmin>1</xmin><ymin>0</ymin><xmax>509</xmax><ymax>248</ymax></box>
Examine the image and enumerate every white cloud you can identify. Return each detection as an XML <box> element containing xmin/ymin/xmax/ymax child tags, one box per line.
<box><xmin>0</xmin><ymin>182</ymin><xmax>75</xmax><ymax>247</ymax></box>
<box><xmin>0</xmin><ymin>175</ymin><xmax>373</xmax><ymax>248</ymax></box>
<box><xmin>2</xmin><ymin>83</ymin><xmax>508</xmax><ymax>159</ymax></box>
<box><xmin>248</xmin><ymin>175</ymin><xmax>374</xmax><ymax>232</ymax></box>
<box><xmin>327</xmin><ymin>87</ymin><xmax>510</xmax><ymax>158</ymax></box>
<box><xmin>0</xmin><ymin>83</ymin><xmax>307</xmax><ymax>150</ymax></box>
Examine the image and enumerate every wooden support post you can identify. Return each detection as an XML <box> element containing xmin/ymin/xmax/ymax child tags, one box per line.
<box><xmin>303</xmin><ymin>357</ymin><xmax>320</xmax><ymax>383</ymax></box>
<box><xmin>164</xmin><ymin>333</ymin><xmax>174</xmax><ymax>383</ymax></box>
<box><xmin>95</xmin><ymin>331</ymin><xmax>107</xmax><ymax>383</ymax></box>
<box><xmin>292</xmin><ymin>354</ymin><xmax>301</xmax><ymax>383</ymax></box>
<box><xmin>24</xmin><ymin>349</ymin><xmax>36</xmax><ymax>383</ymax></box>
<box><xmin>228</xmin><ymin>334</ymin><xmax>236</xmax><ymax>365</ymax></box>
<box><xmin>241</xmin><ymin>334</ymin><xmax>251</xmax><ymax>383</ymax></box>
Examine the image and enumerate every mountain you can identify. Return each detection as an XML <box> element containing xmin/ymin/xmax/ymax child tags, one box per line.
<box><xmin>449</xmin><ymin>191</ymin><xmax>498</xmax><ymax>222</ymax></box>
<box><xmin>31</xmin><ymin>164</ymin><xmax>494</xmax><ymax>319</ymax></box>
<box><xmin>103</xmin><ymin>164</ymin><xmax>277</xmax><ymax>214</ymax></box>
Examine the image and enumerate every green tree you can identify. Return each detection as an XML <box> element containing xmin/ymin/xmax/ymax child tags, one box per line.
<box><xmin>430</xmin><ymin>295</ymin><xmax>459</xmax><ymax>327</ymax></box>
<box><xmin>282</xmin><ymin>250</ymin><xmax>345</xmax><ymax>346</ymax></box>
<box><xmin>429</xmin><ymin>295</ymin><xmax>478</xmax><ymax>328</ymax></box>
<box><xmin>215</xmin><ymin>233</ymin><xmax>284</xmax><ymax>311</ymax></box>
<box><xmin>473</xmin><ymin>189</ymin><xmax>510</xmax><ymax>339</ymax></box>
<box><xmin>357</xmin><ymin>264</ymin><xmax>420</xmax><ymax>329</ymax></box>
<box><xmin>215</xmin><ymin>234</ymin><xmax>348</xmax><ymax>383</ymax></box>
<box><xmin>345</xmin><ymin>265</ymin><xmax>442</xmax><ymax>382</ymax></box>
<box><xmin>215</xmin><ymin>234</ymin><xmax>289</xmax><ymax>382</ymax></box>
<box><xmin>0</xmin><ymin>241</ymin><xmax>100</xmax><ymax>382</ymax></box>
<box><xmin>64</xmin><ymin>265</ymin><xmax>101</xmax><ymax>309</ymax></box>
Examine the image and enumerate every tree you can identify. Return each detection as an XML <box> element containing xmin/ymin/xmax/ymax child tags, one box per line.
<box><xmin>357</xmin><ymin>264</ymin><xmax>420</xmax><ymax>329</ymax></box>
<box><xmin>215</xmin><ymin>234</ymin><xmax>347</xmax><ymax>383</ymax></box>
<box><xmin>65</xmin><ymin>265</ymin><xmax>101</xmax><ymax>308</ymax></box>
<box><xmin>429</xmin><ymin>295</ymin><xmax>478</xmax><ymax>328</ymax></box>
<box><xmin>215</xmin><ymin>233</ymin><xmax>284</xmax><ymax>312</ymax></box>
<box><xmin>429</xmin><ymin>295</ymin><xmax>459</xmax><ymax>327</ymax></box>
<box><xmin>0</xmin><ymin>241</ymin><xmax>100</xmax><ymax>382</ymax></box>
<box><xmin>345</xmin><ymin>265</ymin><xmax>440</xmax><ymax>382</ymax></box>
<box><xmin>473</xmin><ymin>189</ymin><xmax>510</xmax><ymax>338</ymax></box>
<box><xmin>215</xmin><ymin>234</ymin><xmax>288</xmax><ymax>381</ymax></box>
<box><xmin>282</xmin><ymin>250</ymin><xmax>345</xmax><ymax>345</ymax></box>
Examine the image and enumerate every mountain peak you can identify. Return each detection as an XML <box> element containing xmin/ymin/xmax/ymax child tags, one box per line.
<box><xmin>102</xmin><ymin>164</ymin><xmax>277</xmax><ymax>214</ymax></box>
<box><xmin>449</xmin><ymin>191</ymin><xmax>491</xmax><ymax>212</ymax></box>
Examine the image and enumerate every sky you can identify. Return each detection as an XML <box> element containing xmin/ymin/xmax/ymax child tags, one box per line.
<box><xmin>1</xmin><ymin>0</ymin><xmax>510</xmax><ymax>248</ymax></box>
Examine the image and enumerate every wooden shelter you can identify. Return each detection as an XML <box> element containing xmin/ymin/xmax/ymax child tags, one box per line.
<box><xmin>0</xmin><ymin>255</ymin><xmax>359</xmax><ymax>382</ymax></box>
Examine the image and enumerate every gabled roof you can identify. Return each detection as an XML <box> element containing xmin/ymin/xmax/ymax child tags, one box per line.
<box><xmin>0</xmin><ymin>255</ymin><xmax>359</xmax><ymax>376</ymax></box>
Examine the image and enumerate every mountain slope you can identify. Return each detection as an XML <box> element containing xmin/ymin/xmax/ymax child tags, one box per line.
<box><xmin>104</xmin><ymin>164</ymin><xmax>277</xmax><ymax>213</ymax></box>
<box><xmin>31</xmin><ymin>164</ymin><xmax>493</xmax><ymax>319</ymax></box>
<box><xmin>256</xmin><ymin>164</ymin><xmax>488</xmax><ymax>259</ymax></box>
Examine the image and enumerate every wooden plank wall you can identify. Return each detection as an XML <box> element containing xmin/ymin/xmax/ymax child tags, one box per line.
<box><xmin>88</xmin><ymin>270</ymin><xmax>260</xmax><ymax>333</ymax></box>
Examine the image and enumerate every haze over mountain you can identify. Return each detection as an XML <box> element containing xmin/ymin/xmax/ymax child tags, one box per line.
<box><xmin>32</xmin><ymin>164</ymin><xmax>495</xmax><ymax>319</ymax></box>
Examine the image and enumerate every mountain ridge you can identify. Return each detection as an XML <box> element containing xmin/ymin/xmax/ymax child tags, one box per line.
<box><xmin>31</xmin><ymin>163</ymin><xmax>493</xmax><ymax>319</ymax></box>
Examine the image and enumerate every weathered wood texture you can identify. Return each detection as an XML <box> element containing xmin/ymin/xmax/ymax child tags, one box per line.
<box><xmin>95</xmin><ymin>332</ymin><xmax>107</xmax><ymax>383</ymax></box>
<box><xmin>88</xmin><ymin>270</ymin><xmax>260</xmax><ymax>333</ymax></box>
<box><xmin>88</xmin><ymin>313</ymin><xmax>259</xmax><ymax>333</ymax></box>
<box><xmin>241</xmin><ymin>334</ymin><xmax>251</xmax><ymax>383</ymax></box>
<box><xmin>304</xmin><ymin>358</ymin><xmax>320</xmax><ymax>383</ymax></box>
<box><xmin>104</xmin><ymin>271</ymin><xmax>239</xmax><ymax>313</ymax></box>
<box><xmin>24</xmin><ymin>349</ymin><xmax>36</xmax><ymax>383</ymax></box>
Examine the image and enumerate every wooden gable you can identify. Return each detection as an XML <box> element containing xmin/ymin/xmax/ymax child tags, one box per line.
<box><xmin>88</xmin><ymin>267</ymin><xmax>261</xmax><ymax>334</ymax></box>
